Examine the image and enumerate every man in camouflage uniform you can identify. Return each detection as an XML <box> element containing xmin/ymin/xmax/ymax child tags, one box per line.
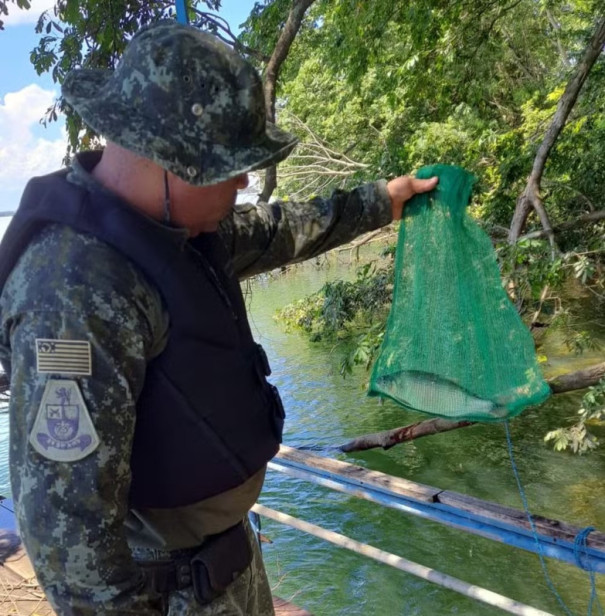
<box><xmin>0</xmin><ymin>21</ymin><xmax>437</xmax><ymax>616</ymax></box>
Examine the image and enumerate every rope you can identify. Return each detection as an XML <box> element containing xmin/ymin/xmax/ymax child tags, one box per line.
<box><xmin>163</xmin><ymin>170</ymin><xmax>171</xmax><ymax>224</ymax></box>
<box><xmin>504</xmin><ymin>421</ymin><xmax>575</xmax><ymax>616</ymax></box>
<box><xmin>573</xmin><ymin>527</ymin><xmax>604</xmax><ymax>616</ymax></box>
<box><xmin>175</xmin><ymin>0</ymin><xmax>188</xmax><ymax>24</ymax></box>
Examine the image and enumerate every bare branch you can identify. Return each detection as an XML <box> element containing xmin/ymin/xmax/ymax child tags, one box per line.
<box><xmin>542</xmin><ymin>180</ymin><xmax>596</xmax><ymax>211</ymax></box>
<box><xmin>509</xmin><ymin>16</ymin><xmax>605</xmax><ymax>246</ymax></box>
<box><xmin>192</xmin><ymin>10</ymin><xmax>270</xmax><ymax>63</ymax></box>
<box><xmin>284</xmin><ymin>114</ymin><xmax>366</xmax><ymax>166</ymax></box>
<box><xmin>340</xmin><ymin>419</ymin><xmax>474</xmax><ymax>453</ymax></box>
<box><xmin>545</xmin><ymin>8</ymin><xmax>571</xmax><ymax>69</ymax></box>
<box><xmin>279</xmin><ymin>167</ymin><xmax>362</xmax><ymax>178</ymax></box>
<box><xmin>270</xmin><ymin>112</ymin><xmax>369</xmax><ymax>200</ymax></box>
<box><xmin>518</xmin><ymin>209</ymin><xmax>605</xmax><ymax>241</ymax></box>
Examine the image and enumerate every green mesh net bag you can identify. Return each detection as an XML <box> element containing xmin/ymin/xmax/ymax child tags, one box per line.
<box><xmin>368</xmin><ymin>164</ymin><xmax>551</xmax><ymax>421</ymax></box>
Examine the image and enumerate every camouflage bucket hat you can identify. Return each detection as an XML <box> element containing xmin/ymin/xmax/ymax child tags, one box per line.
<box><xmin>62</xmin><ymin>21</ymin><xmax>298</xmax><ymax>186</ymax></box>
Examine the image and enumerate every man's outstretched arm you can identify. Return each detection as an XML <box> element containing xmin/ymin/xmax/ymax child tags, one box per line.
<box><xmin>219</xmin><ymin>176</ymin><xmax>438</xmax><ymax>279</ymax></box>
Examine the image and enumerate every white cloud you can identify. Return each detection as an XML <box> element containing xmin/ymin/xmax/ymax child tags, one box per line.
<box><xmin>3</xmin><ymin>0</ymin><xmax>56</xmax><ymax>27</ymax></box>
<box><xmin>0</xmin><ymin>83</ymin><xmax>66</xmax><ymax>201</ymax></box>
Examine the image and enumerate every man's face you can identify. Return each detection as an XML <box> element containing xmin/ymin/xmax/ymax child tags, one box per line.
<box><xmin>169</xmin><ymin>173</ymin><xmax>249</xmax><ymax>235</ymax></box>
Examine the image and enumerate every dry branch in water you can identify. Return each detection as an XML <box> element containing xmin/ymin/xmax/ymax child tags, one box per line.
<box><xmin>339</xmin><ymin>362</ymin><xmax>605</xmax><ymax>453</ymax></box>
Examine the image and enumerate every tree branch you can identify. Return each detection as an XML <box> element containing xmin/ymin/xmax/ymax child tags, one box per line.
<box><xmin>191</xmin><ymin>10</ymin><xmax>271</xmax><ymax>63</ymax></box>
<box><xmin>339</xmin><ymin>418</ymin><xmax>474</xmax><ymax>452</ymax></box>
<box><xmin>542</xmin><ymin>180</ymin><xmax>596</xmax><ymax>211</ymax></box>
<box><xmin>270</xmin><ymin>112</ymin><xmax>369</xmax><ymax>199</ymax></box>
<box><xmin>338</xmin><ymin>362</ymin><xmax>605</xmax><ymax>453</ymax></box>
<box><xmin>509</xmin><ymin>15</ymin><xmax>605</xmax><ymax>247</ymax></box>
<box><xmin>545</xmin><ymin>8</ymin><xmax>571</xmax><ymax>69</ymax></box>
<box><xmin>548</xmin><ymin>361</ymin><xmax>605</xmax><ymax>394</ymax></box>
<box><xmin>258</xmin><ymin>0</ymin><xmax>316</xmax><ymax>203</ymax></box>
<box><xmin>518</xmin><ymin>209</ymin><xmax>605</xmax><ymax>241</ymax></box>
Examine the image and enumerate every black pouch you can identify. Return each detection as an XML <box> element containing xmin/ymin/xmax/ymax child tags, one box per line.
<box><xmin>269</xmin><ymin>385</ymin><xmax>285</xmax><ymax>442</ymax></box>
<box><xmin>190</xmin><ymin>521</ymin><xmax>252</xmax><ymax>605</ymax></box>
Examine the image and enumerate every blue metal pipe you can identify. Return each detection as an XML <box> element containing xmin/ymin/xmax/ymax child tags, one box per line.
<box><xmin>175</xmin><ymin>0</ymin><xmax>188</xmax><ymax>24</ymax></box>
<box><xmin>268</xmin><ymin>458</ymin><xmax>605</xmax><ymax>574</ymax></box>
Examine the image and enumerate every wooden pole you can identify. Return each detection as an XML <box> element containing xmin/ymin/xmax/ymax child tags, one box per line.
<box><xmin>253</xmin><ymin>504</ymin><xmax>556</xmax><ymax>616</ymax></box>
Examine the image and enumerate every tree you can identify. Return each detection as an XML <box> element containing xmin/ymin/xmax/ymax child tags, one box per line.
<box><xmin>0</xmin><ymin>0</ymin><xmax>31</xmax><ymax>30</ymax></box>
<box><xmin>508</xmin><ymin>15</ymin><xmax>605</xmax><ymax>254</ymax></box>
<box><xmin>270</xmin><ymin>0</ymin><xmax>605</xmax><ymax>452</ymax></box>
<box><xmin>238</xmin><ymin>0</ymin><xmax>318</xmax><ymax>203</ymax></box>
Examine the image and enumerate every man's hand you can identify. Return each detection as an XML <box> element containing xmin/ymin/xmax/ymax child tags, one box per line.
<box><xmin>387</xmin><ymin>175</ymin><xmax>439</xmax><ymax>220</ymax></box>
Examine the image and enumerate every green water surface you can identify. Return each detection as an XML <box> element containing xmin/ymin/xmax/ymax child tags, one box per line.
<box><xmin>248</xmin><ymin>252</ymin><xmax>605</xmax><ymax>616</ymax></box>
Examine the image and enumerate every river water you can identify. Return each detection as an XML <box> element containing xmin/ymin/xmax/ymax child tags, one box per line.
<box><xmin>245</xmin><ymin>250</ymin><xmax>604</xmax><ymax>615</ymax></box>
<box><xmin>0</xmin><ymin>239</ymin><xmax>603</xmax><ymax>615</ymax></box>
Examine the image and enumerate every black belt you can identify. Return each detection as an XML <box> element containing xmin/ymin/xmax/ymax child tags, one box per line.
<box><xmin>136</xmin><ymin>521</ymin><xmax>252</xmax><ymax>605</ymax></box>
<box><xmin>138</xmin><ymin>556</ymin><xmax>194</xmax><ymax>594</ymax></box>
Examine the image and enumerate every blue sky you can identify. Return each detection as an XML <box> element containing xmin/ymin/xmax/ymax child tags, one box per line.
<box><xmin>0</xmin><ymin>0</ymin><xmax>256</xmax><ymax>224</ymax></box>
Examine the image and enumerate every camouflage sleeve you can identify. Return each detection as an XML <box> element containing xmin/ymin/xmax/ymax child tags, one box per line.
<box><xmin>219</xmin><ymin>180</ymin><xmax>392</xmax><ymax>278</ymax></box>
<box><xmin>0</xmin><ymin>226</ymin><xmax>167</xmax><ymax>615</ymax></box>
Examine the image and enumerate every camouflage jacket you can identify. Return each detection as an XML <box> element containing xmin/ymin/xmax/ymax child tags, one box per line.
<box><xmin>0</xmin><ymin>152</ymin><xmax>392</xmax><ymax>615</ymax></box>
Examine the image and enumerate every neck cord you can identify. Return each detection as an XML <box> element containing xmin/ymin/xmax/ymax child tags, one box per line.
<box><xmin>163</xmin><ymin>170</ymin><xmax>171</xmax><ymax>224</ymax></box>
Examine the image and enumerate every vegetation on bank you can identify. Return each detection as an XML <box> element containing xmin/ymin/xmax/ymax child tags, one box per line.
<box><xmin>275</xmin><ymin>237</ymin><xmax>604</xmax><ymax>453</ymax></box>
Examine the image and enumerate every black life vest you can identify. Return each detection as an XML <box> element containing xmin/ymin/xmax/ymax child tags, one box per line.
<box><xmin>0</xmin><ymin>157</ymin><xmax>284</xmax><ymax>508</ymax></box>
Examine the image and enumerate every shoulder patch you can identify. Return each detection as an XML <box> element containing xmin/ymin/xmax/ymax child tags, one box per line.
<box><xmin>29</xmin><ymin>380</ymin><xmax>100</xmax><ymax>462</ymax></box>
<box><xmin>36</xmin><ymin>339</ymin><xmax>92</xmax><ymax>376</ymax></box>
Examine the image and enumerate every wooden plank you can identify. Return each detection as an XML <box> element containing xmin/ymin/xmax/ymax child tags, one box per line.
<box><xmin>3</xmin><ymin>547</ymin><xmax>38</xmax><ymax>583</ymax></box>
<box><xmin>0</xmin><ymin>542</ymin><xmax>55</xmax><ymax>616</ymax></box>
<box><xmin>437</xmin><ymin>491</ymin><xmax>605</xmax><ymax>550</ymax></box>
<box><xmin>277</xmin><ymin>447</ymin><xmax>605</xmax><ymax>551</ymax></box>
<box><xmin>0</xmin><ymin>549</ymin><xmax>313</xmax><ymax>615</ymax></box>
<box><xmin>0</xmin><ymin>500</ymin><xmax>313</xmax><ymax>616</ymax></box>
<box><xmin>0</xmin><ymin>563</ymin><xmax>54</xmax><ymax>616</ymax></box>
<box><xmin>277</xmin><ymin>445</ymin><xmax>441</xmax><ymax>503</ymax></box>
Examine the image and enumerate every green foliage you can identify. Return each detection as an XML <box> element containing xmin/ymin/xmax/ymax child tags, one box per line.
<box><xmin>239</xmin><ymin>0</ymin><xmax>293</xmax><ymax>64</ymax></box>
<box><xmin>498</xmin><ymin>237</ymin><xmax>604</xmax><ymax>355</ymax></box>
<box><xmin>0</xmin><ymin>0</ymin><xmax>31</xmax><ymax>30</ymax></box>
<box><xmin>545</xmin><ymin>379</ymin><xmax>605</xmax><ymax>453</ymax></box>
<box><xmin>270</xmin><ymin>0</ymin><xmax>605</xmax><ymax>446</ymax></box>
<box><xmin>270</xmin><ymin>0</ymin><xmax>605</xmax><ymax>238</ymax></box>
<box><xmin>497</xmin><ymin>239</ymin><xmax>567</xmax><ymax>313</ymax></box>
<box><xmin>551</xmin><ymin>308</ymin><xmax>603</xmax><ymax>356</ymax></box>
<box><xmin>276</xmin><ymin>260</ymin><xmax>393</xmax><ymax>342</ymax></box>
<box><xmin>339</xmin><ymin>322</ymin><xmax>384</xmax><ymax>378</ymax></box>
